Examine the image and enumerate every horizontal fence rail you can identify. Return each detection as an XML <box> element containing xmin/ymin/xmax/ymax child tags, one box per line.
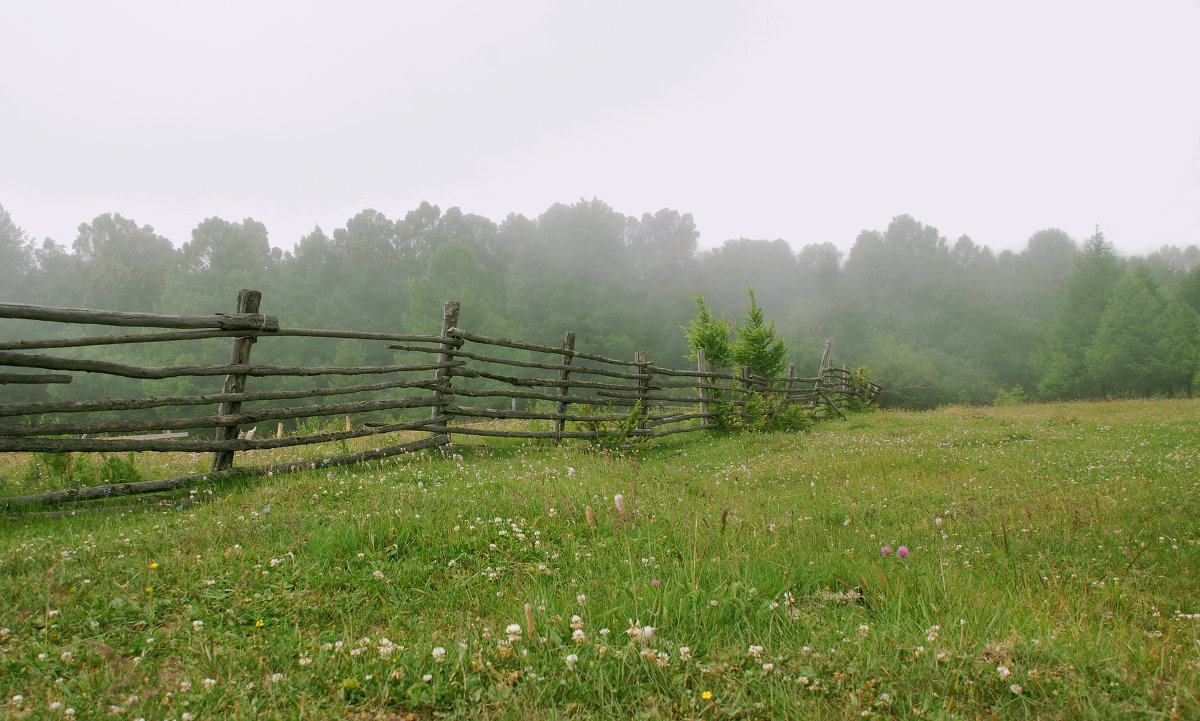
<box><xmin>0</xmin><ymin>292</ymin><xmax>880</xmax><ymax>512</ymax></box>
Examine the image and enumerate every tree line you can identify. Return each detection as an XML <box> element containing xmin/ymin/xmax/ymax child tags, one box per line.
<box><xmin>2</xmin><ymin>199</ymin><xmax>1199</xmax><ymax>409</ymax></box>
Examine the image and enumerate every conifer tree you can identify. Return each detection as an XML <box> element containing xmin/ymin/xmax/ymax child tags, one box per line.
<box><xmin>731</xmin><ymin>289</ymin><xmax>789</xmax><ymax>378</ymax></box>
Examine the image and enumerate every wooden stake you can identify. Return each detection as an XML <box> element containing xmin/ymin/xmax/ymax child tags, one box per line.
<box><xmin>553</xmin><ymin>331</ymin><xmax>576</xmax><ymax>445</ymax></box>
<box><xmin>212</xmin><ymin>289</ymin><xmax>261</xmax><ymax>472</ymax></box>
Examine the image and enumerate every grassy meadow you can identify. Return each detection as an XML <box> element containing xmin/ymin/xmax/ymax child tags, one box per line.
<box><xmin>1</xmin><ymin>399</ymin><xmax>1198</xmax><ymax>720</ymax></box>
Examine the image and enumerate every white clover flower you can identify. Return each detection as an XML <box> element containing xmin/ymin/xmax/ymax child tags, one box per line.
<box><xmin>565</xmin><ymin>653</ymin><xmax>579</xmax><ymax>668</ymax></box>
<box><xmin>373</xmin><ymin>570</ymin><xmax>385</xmax><ymax>581</ymax></box>
<box><xmin>748</xmin><ymin>645</ymin><xmax>764</xmax><ymax>661</ymax></box>
<box><xmin>997</xmin><ymin>665</ymin><xmax>1011</xmax><ymax>680</ymax></box>
<box><xmin>422</xmin><ymin>674</ymin><xmax>433</xmax><ymax>682</ymax></box>
<box><xmin>678</xmin><ymin>646</ymin><xmax>692</xmax><ymax>662</ymax></box>
<box><xmin>572</xmin><ymin>629</ymin><xmax>587</xmax><ymax>644</ymax></box>
<box><xmin>431</xmin><ymin>646</ymin><xmax>446</xmax><ymax>663</ymax></box>
<box><xmin>858</xmin><ymin>624</ymin><xmax>870</xmax><ymax>637</ymax></box>
<box><xmin>505</xmin><ymin>624</ymin><xmax>522</xmax><ymax>642</ymax></box>
<box><xmin>201</xmin><ymin>678</ymin><xmax>216</xmax><ymax>691</ymax></box>
<box><xmin>1010</xmin><ymin>683</ymin><xmax>1023</xmax><ymax>694</ymax></box>
<box><xmin>576</xmin><ymin>593</ymin><xmax>586</xmax><ymax>606</ymax></box>
<box><xmin>570</xmin><ymin>615</ymin><xmax>584</xmax><ymax>630</ymax></box>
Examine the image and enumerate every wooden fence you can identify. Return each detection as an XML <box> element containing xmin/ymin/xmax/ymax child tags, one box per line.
<box><xmin>0</xmin><ymin>290</ymin><xmax>879</xmax><ymax>511</ymax></box>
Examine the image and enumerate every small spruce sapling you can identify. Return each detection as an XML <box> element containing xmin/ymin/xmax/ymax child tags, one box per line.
<box><xmin>731</xmin><ymin>289</ymin><xmax>788</xmax><ymax>379</ymax></box>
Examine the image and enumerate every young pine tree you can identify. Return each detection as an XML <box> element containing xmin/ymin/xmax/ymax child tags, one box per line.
<box><xmin>731</xmin><ymin>289</ymin><xmax>789</xmax><ymax>378</ymax></box>
<box><xmin>682</xmin><ymin>295</ymin><xmax>733</xmax><ymax>371</ymax></box>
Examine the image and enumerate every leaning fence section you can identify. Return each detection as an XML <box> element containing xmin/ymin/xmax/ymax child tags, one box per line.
<box><xmin>0</xmin><ymin>291</ymin><xmax>880</xmax><ymax>511</ymax></box>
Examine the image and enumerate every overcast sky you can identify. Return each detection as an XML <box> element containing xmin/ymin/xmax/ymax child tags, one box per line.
<box><xmin>3</xmin><ymin>1</ymin><xmax>1199</xmax><ymax>258</ymax></box>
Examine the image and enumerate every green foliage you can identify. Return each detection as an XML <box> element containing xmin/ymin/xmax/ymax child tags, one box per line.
<box><xmin>681</xmin><ymin>295</ymin><xmax>732</xmax><ymax>369</ymax></box>
<box><xmin>19</xmin><ymin>451</ymin><xmax>142</xmax><ymax>488</ymax></box>
<box><xmin>572</xmin><ymin>401</ymin><xmax>644</xmax><ymax>450</ymax></box>
<box><xmin>730</xmin><ymin>289</ymin><xmax>789</xmax><ymax>379</ymax></box>
<box><xmin>992</xmin><ymin>385</ymin><xmax>1028</xmax><ymax>406</ymax></box>
<box><xmin>1086</xmin><ymin>266</ymin><xmax>1200</xmax><ymax>397</ymax></box>
<box><xmin>709</xmin><ymin>391</ymin><xmax>813</xmax><ymax>434</ymax></box>
<box><xmin>844</xmin><ymin>366</ymin><xmax>878</xmax><ymax>411</ymax></box>
<box><xmin>1036</xmin><ymin>228</ymin><xmax>1122</xmax><ymax>399</ymax></box>
<box><xmin>1085</xmin><ymin>266</ymin><xmax>1164</xmax><ymax>396</ymax></box>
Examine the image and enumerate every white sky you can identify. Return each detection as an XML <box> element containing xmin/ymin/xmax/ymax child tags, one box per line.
<box><xmin>2</xmin><ymin>1</ymin><xmax>1199</xmax><ymax>258</ymax></box>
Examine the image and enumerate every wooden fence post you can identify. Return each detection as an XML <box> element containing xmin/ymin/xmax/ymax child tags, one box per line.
<box><xmin>635</xmin><ymin>351</ymin><xmax>650</xmax><ymax>434</ymax></box>
<box><xmin>554</xmin><ymin>331</ymin><xmax>575</xmax><ymax>444</ymax></box>
<box><xmin>697</xmin><ymin>348</ymin><xmax>710</xmax><ymax>429</ymax></box>
<box><xmin>810</xmin><ymin>340</ymin><xmax>831</xmax><ymax>413</ymax></box>
<box><xmin>211</xmin><ymin>289</ymin><xmax>261</xmax><ymax>472</ymax></box>
<box><xmin>430</xmin><ymin>300</ymin><xmax>461</xmax><ymax>446</ymax></box>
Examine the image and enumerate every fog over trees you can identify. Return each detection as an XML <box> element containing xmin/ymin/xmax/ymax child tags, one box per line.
<box><xmin>3</xmin><ymin>199</ymin><xmax>1199</xmax><ymax>408</ymax></box>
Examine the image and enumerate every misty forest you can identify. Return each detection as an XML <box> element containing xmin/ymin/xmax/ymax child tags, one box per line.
<box><xmin>3</xmin><ymin>198</ymin><xmax>1200</xmax><ymax>410</ymax></box>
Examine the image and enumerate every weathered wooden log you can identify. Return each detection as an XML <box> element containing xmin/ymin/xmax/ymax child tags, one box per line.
<box><xmin>554</xmin><ymin>332</ymin><xmax>575</xmax><ymax>443</ymax></box>
<box><xmin>276</xmin><ymin>328</ymin><xmax>445</xmax><ymax>343</ymax></box>
<box><xmin>0</xmin><ymin>327</ymin><xmax>446</xmax><ymax>353</ymax></box>
<box><xmin>594</xmin><ymin>390</ymin><xmax>704</xmax><ymax>405</ymax></box>
<box><xmin>2</xmin><ymin>434</ymin><xmax>446</xmax><ymax>511</ymax></box>
<box><xmin>0</xmin><ymin>373</ymin><xmax>72</xmax><ymax>385</ymax></box>
<box><xmin>645</xmin><ymin>411</ymin><xmax>708</xmax><ymax>428</ymax></box>
<box><xmin>213</xmin><ymin>290</ymin><xmax>260</xmax><ymax>471</ymax></box>
<box><xmin>455</xmin><ymin>367</ymin><xmax>646</xmax><ymax>392</ymax></box>
<box><xmin>420</xmin><ymin>424</ymin><xmax>653</xmax><ymax>440</ymax></box>
<box><xmin>0</xmin><ymin>351</ymin><xmax>460</xmax><ymax>380</ymax></box>
<box><xmin>429</xmin><ymin>301</ymin><xmax>461</xmax><ymax>445</ymax></box>
<box><xmin>815</xmin><ymin>389</ymin><xmax>847</xmax><ymax>420</ymax></box>
<box><xmin>634</xmin><ymin>352</ymin><xmax>650</xmax><ymax>432</ymax></box>
<box><xmin>447</xmin><ymin>328</ymin><xmax>643</xmax><ymax>367</ymax></box>
<box><xmin>645</xmin><ymin>363</ymin><xmax>737</xmax><ymax>380</ymax></box>
<box><xmin>0</xmin><ymin>300</ymin><xmax>279</xmax><ymax>331</ymax></box>
<box><xmin>0</xmin><ymin>415</ymin><xmax>439</xmax><ymax>453</ymax></box>
<box><xmin>447</xmin><ymin>386</ymin><xmax>601</xmax><ymax>406</ymax></box>
<box><xmin>0</xmin><ymin>377</ymin><xmax>440</xmax><ymax>418</ymax></box>
<box><xmin>0</xmin><ymin>329</ymin><xmax>235</xmax><ymax>352</ymax></box>
<box><xmin>444</xmin><ymin>405</ymin><xmax>683</xmax><ymax>424</ymax></box>
<box><xmin>0</xmin><ymin>394</ymin><xmax>439</xmax><ymax>437</ymax></box>
<box><xmin>388</xmin><ymin>342</ymin><xmax>651</xmax><ymax>381</ymax></box>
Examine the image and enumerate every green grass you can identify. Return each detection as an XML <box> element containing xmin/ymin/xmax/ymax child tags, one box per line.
<box><xmin>1</xmin><ymin>399</ymin><xmax>1198</xmax><ymax>719</ymax></box>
